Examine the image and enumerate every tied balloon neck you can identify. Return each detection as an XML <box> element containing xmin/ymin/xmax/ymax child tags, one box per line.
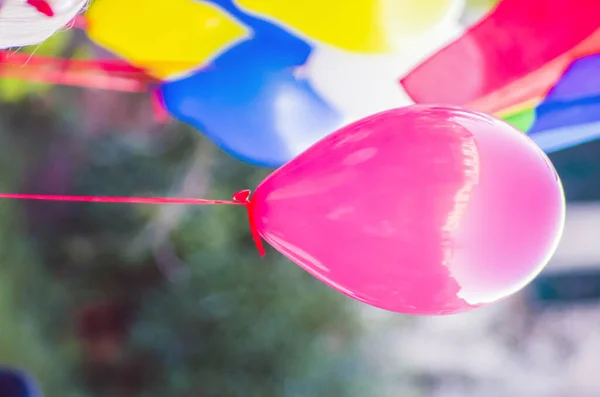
<box><xmin>232</xmin><ymin>189</ymin><xmax>266</xmax><ymax>257</ymax></box>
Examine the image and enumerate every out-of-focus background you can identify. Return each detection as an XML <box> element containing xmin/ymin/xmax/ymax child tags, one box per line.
<box><xmin>2</xmin><ymin>0</ymin><xmax>600</xmax><ymax>396</ymax></box>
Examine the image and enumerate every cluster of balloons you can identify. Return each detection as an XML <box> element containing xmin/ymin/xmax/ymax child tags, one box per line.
<box><xmin>0</xmin><ymin>0</ymin><xmax>567</xmax><ymax>315</ymax></box>
<box><xmin>81</xmin><ymin>1</ymin><xmax>566</xmax><ymax>314</ymax></box>
<box><xmin>85</xmin><ymin>0</ymin><xmax>464</xmax><ymax>167</ymax></box>
<box><xmin>401</xmin><ymin>0</ymin><xmax>600</xmax><ymax>153</ymax></box>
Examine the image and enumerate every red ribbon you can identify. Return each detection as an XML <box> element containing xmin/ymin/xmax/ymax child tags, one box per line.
<box><xmin>0</xmin><ymin>190</ymin><xmax>266</xmax><ymax>256</ymax></box>
<box><xmin>0</xmin><ymin>51</ymin><xmax>158</xmax><ymax>92</ymax></box>
<box><xmin>0</xmin><ymin>41</ymin><xmax>166</xmax><ymax>118</ymax></box>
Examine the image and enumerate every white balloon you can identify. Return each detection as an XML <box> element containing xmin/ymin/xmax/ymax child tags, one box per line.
<box><xmin>305</xmin><ymin>0</ymin><xmax>465</xmax><ymax>123</ymax></box>
<box><xmin>0</xmin><ymin>0</ymin><xmax>87</xmax><ymax>49</ymax></box>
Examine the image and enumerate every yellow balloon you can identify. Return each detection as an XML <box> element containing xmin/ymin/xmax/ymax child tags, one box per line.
<box><xmin>235</xmin><ymin>0</ymin><xmax>458</xmax><ymax>53</ymax></box>
<box><xmin>86</xmin><ymin>0</ymin><xmax>250</xmax><ymax>79</ymax></box>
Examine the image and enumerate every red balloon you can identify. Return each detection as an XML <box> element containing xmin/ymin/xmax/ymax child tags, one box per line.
<box><xmin>251</xmin><ymin>105</ymin><xmax>565</xmax><ymax>315</ymax></box>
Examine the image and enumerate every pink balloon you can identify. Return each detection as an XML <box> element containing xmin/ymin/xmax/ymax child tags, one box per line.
<box><xmin>251</xmin><ymin>105</ymin><xmax>565</xmax><ymax>315</ymax></box>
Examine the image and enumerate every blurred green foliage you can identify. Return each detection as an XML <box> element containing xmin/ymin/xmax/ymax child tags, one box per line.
<box><xmin>4</xmin><ymin>8</ymin><xmax>598</xmax><ymax>397</ymax></box>
<box><xmin>0</xmin><ymin>57</ymin><xmax>371</xmax><ymax>397</ymax></box>
<box><xmin>0</xmin><ymin>107</ymin><xmax>85</xmax><ymax>397</ymax></box>
<box><xmin>0</xmin><ymin>22</ymin><xmax>373</xmax><ymax>396</ymax></box>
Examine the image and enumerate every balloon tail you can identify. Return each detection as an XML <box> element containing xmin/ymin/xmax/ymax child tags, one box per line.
<box><xmin>0</xmin><ymin>190</ymin><xmax>266</xmax><ymax>256</ymax></box>
<box><xmin>232</xmin><ymin>190</ymin><xmax>266</xmax><ymax>256</ymax></box>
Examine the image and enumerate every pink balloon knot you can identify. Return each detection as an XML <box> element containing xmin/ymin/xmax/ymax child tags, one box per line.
<box><xmin>233</xmin><ymin>190</ymin><xmax>266</xmax><ymax>257</ymax></box>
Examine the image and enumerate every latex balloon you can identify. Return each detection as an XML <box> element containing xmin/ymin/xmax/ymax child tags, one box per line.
<box><xmin>0</xmin><ymin>0</ymin><xmax>86</xmax><ymax>49</ymax></box>
<box><xmin>0</xmin><ymin>367</ymin><xmax>41</xmax><ymax>397</ymax></box>
<box><xmin>528</xmin><ymin>54</ymin><xmax>600</xmax><ymax>153</ymax></box>
<box><xmin>235</xmin><ymin>0</ymin><xmax>460</xmax><ymax>53</ymax></box>
<box><xmin>251</xmin><ymin>106</ymin><xmax>565</xmax><ymax>315</ymax></box>
<box><xmin>85</xmin><ymin>0</ymin><xmax>249</xmax><ymax>79</ymax></box>
<box><xmin>306</xmin><ymin>20</ymin><xmax>464</xmax><ymax>123</ymax></box>
<box><xmin>160</xmin><ymin>1</ymin><xmax>342</xmax><ymax>167</ymax></box>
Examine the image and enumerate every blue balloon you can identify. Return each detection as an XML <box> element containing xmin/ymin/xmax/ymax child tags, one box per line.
<box><xmin>160</xmin><ymin>0</ymin><xmax>342</xmax><ymax>167</ymax></box>
<box><xmin>0</xmin><ymin>367</ymin><xmax>42</xmax><ymax>397</ymax></box>
<box><xmin>530</xmin><ymin>54</ymin><xmax>600</xmax><ymax>153</ymax></box>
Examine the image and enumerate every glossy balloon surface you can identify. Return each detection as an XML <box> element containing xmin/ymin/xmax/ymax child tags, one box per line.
<box><xmin>306</xmin><ymin>20</ymin><xmax>462</xmax><ymax>123</ymax></box>
<box><xmin>252</xmin><ymin>106</ymin><xmax>565</xmax><ymax>314</ymax></box>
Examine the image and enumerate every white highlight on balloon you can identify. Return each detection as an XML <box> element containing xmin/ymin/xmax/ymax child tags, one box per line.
<box><xmin>305</xmin><ymin>0</ymin><xmax>466</xmax><ymax>123</ymax></box>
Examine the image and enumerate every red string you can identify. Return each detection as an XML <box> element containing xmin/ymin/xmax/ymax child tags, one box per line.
<box><xmin>0</xmin><ymin>193</ymin><xmax>239</xmax><ymax>205</ymax></box>
<box><xmin>0</xmin><ymin>190</ymin><xmax>266</xmax><ymax>256</ymax></box>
